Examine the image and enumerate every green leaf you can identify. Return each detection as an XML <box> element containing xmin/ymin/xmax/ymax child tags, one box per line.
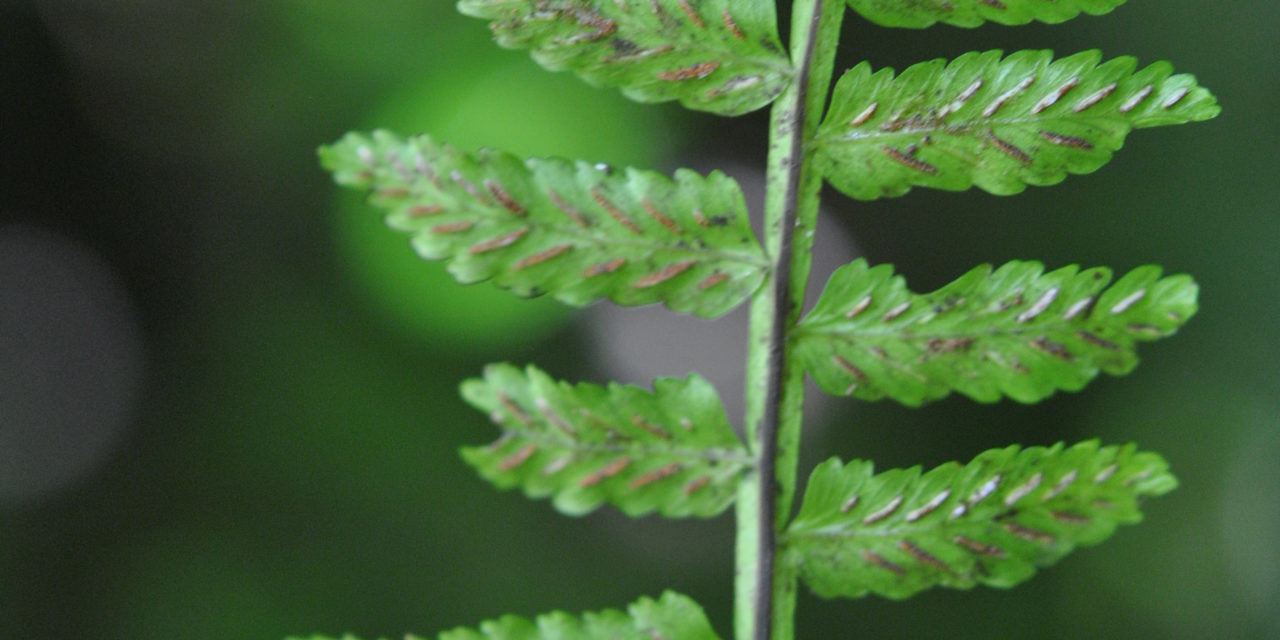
<box><xmin>287</xmin><ymin>636</ymin><xmax>424</xmax><ymax>640</ymax></box>
<box><xmin>320</xmin><ymin>131</ymin><xmax>768</xmax><ymax>318</ymax></box>
<box><xmin>794</xmin><ymin>259</ymin><xmax>1197</xmax><ymax>406</ymax></box>
<box><xmin>815</xmin><ymin>50</ymin><xmax>1220</xmax><ymax>200</ymax></box>
<box><xmin>285</xmin><ymin>637</ymin><xmax>402</xmax><ymax>640</ymax></box>
<box><xmin>844</xmin><ymin>0</ymin><xmax>1128</xmax><ymax>28</ymax></box>
<box><xmin>456</xmin><ymin>0</ymin><xmax>792</xmax><ymax>116</ymax></box>
<box><xmin>291</xmin><ymin>592</ymin><xmax>721</xmax><ymax>640</ymax></box>
<box><xmin>438</xmin><ymin>591</ymin><xmax>722</xmax><ymax>640</ymax></box>
<box><xmin>787</xmin><ymin>440</ymin><xmax>1177</xmax><ymax>600</ymax></box>
<box><xmin>460</xmin><ymin>363</ymin><xmax>752</xmax><ymax>517</ymax></box>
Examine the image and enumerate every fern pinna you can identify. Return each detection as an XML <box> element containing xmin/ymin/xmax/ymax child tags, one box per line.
<box><xmin>306</xmin><ymin>1</ymin><xmax>1218</xmax><ymax>639</ymax></box>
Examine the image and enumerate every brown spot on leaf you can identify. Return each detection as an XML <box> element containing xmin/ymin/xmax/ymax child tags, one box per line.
<box><xmin>376</xmin><ymin>187</ymin><xmax>410</xmax><ymax>199</ymax></box>
<box><xmin>430</xmin><ymin>221</ymin><xmax>474</xmax><ymax>234</ymax></box>
<box><xmin>1127</xmin><ymin>323</ymin><xmax>1163</xmax><ymax>336</ymax></box>
<box><xmin>1005</xmin><ymin>522</ymin><xmax>1056</xmax><ymax>544</ymax></box>
<box><xmin>953</xmin><ymin>535</ymin><xmax>1006</xmax><ymax>557</ymax></box>
<box><xmin>832</xmin><ymin>355</ymin><xmax>868</xmax><ymax>383</ymax></box>
<box><xmin>533</xmin><ymin>397</ymin><xmax>575</xmax><ymax>435</ymax></box>
<box><xmin>988</xmin><ymin>134</ymin><xmax>1033</xmax><ymax>165</ymax></box>
<box><xmin>628</xmin><ymin>463</ymin><xmax>682</xmax><ymax>489</ymax></box>
<box><xmin>513</xmin><ymin>243</ymin><xmax>573</xmax><ymax>271</ymax></box>
<box><xmin>683</xmin><ymin>476</ymin><xmax>711</xmax><ymax>496</ymax></box>
<box><xmin>485</xmin><ymin>180</ymin><xmax>526</xmax><ymax>216</ymax></box>
<box><xmin>899</xmin><ymin>541</ymin><xmax>951</xmax><ymax>571</ymax></box>
<box><xmin>578</xmin><ymin>457</ymin><xmax>632</xmax><ymax>488</ymax></box>
<box><xmin>547</xmin><ymin>189</ymin><xmax>591</xmax><ymax>228</ymax></box>
<box><xmin>1052</xmin><ymin>511</ymin><xmax>1091</xmax><ymax>524</ymax></box>
<box><xmin>721</xmin><ymin>9</ymin><xmax>745</xmax><ymax>39</ymax></box>
<box><xmin>691</xmin><ymin>208</ymin><xmax>711</xmax><ymax>227</ymax></box>
<box><xmin>1038</xmin><ymin>131</ymin><xmax>1094</xmax><ymax>150</ymax></box>
<box><xmin>634</xmin><ymin>260</ymin><xmax>696</xmax><ymax>288</ymax></box>
<box><xmin>697</xmin><ymin>272</ymin><xmax>730</xmax><ymax>290</ymax></box>
<box><xmin>450</xmin><ymin>169</ymin><xmax>491</xmax><ymax>205</ymax></box>
<box><xmin>677</xmin><ymin>0</ymin><xmax>705</xmax><ymax>27</ymax></box>
<box><xmin>927</xmin><ymin>337</ymin><xmax>975</xmax><ymax>355</ymax></box>
<box><xmin>862</xmin><ymin>550</ymin><xmax>906</xmax><ymax>575</ymax></box>
<box><xmin>1077</xmin><ymin>329</ymin><xmax>1121</xmax><ymax>351</ymax></box>
<box><xmin>630</xmin><ymin>415</ymin><xmax>671</xmax><ymax>440</ymax></box>
<box><xmin>642</xmin><ymin>199</ymin><xmax>683</xmax><ymax>235</ymax></box>
<box><xmin>591</xmin><ymin>188</ymin><xmax>644</xmax><ymax>234</ymax></box>
<box><xmin>498</xmin><ymin>444</ymin><xmax>537</xmax><ymax>471</ymax></box>
<box><xmin>881</xmin><ymin>146</ymin><xmax>938</xmax><ymax>175</ymax></box>
<box><xmin>407</xmin><ymin>204</ymin><xmax>445</xmax><ymax>217</ymax></box>
<box><xmin>469</xmin><ymin>228</ymin><xmax>529</xmax><ymax>255</ymax></box>
<box><xmin>498</xmin><ymin>392</ymin><xmax>534</xmax><ymax>425</ymax></box>
<box><xmin>1030</xmin><ymin>336</ymin><xmax>1073</xmax><ymax>360</ymax></box>
<box><xmin>659</xmin><ymin>61</ymin><xmax>720</xmax><ymax>81</ymax></box>
<box><xmin>584</xmin><ymin>258</ymin><xmax>627</xmax><ymax>278</ymax></box>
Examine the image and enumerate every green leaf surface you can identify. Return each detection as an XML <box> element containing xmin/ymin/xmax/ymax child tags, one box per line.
<box><xmin>844</xmin><ymin>0</ymin><xmax>1128</xmax><ymax>28</ymax></box>
<box><xmin>815</xmin><ymin>50</ymin><xmax>1219</xmax><ymax>200</ymax></box>
<box><xmin>460</xmin><ymin>363</ymin><xmax>752</xmax><ymax>517</ymax></box>
<box><xmin>287</xmin><ymin>636</ymin><xmax>424</xmax><ymax>640</ymax></box>
<box><xmin>290</xmin><ymin>592</ymin><xmax>720</xmax><ymax>640</ymax></box>
<box><xmin>456</xmin><ymin>0</ymin><xmax>792</xmax><ymax>116</ymax></box>
<box><xmin>787</xmin><ymin>440</ymin><xmax>1177</xmax><ymax>600</ymax></box>
<box><xmin>438</xmin><ymin>591</ymin><xmax>721</xmax><ymax>640</ymax></box>
<box><xmin>320</xmin><ymin>131</ymin><xmax>768</xmax><ymax>318</ymax></box>
<box><xmin>794</xmin><ymin>259</ymin><xmax>1197</xmax><ymax>405</ymax></box>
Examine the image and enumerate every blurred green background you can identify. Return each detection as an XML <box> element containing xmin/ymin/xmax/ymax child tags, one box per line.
<box><xmin>2</xmin><ymin>1</ymin><xmax>1277</xmax><ymax>638</ymax></box>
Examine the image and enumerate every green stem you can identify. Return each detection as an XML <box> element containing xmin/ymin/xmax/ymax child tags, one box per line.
<box><xmin>735</xmin><ymin>2</ymin><xmax>844</xmax><ymax>640</ymax></box>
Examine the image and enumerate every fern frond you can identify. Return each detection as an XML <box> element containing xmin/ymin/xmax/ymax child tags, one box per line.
<box><xmin>460</xmin><ymin>364</ymin><xmax>752</xmax><ymax>518</ymax></box>
<box><xmin>815</xmin><ymin>50</ymin><xmax>1219</xmax><ymax>200</ymax></box>
<box><xmin>794</xmin><ymin>260</ymin><xmax>1197</xmax><ymax>405</ymax></box>
<box><xmin>294</xmin><ymin>593</ymin><xmax>720</xmax><ymax>640</ymax></box>
<box><xmin>457</xmin><ymin>0</ymin><xmax>792</xmax><ymax>116</ymax></box>
<box><xmin>320</xmin><ymin>131</ymin><xmax>768</xmax><ymax>318</ymax></box>
<box><xmin>439</xmin><ymin>592</ymin><xmax>721</xmax><ymax>640</ymax></box>
<box><xmin>787</xmin><ymin>441</ymin><xmax>1176</xmax><ymax>600</ymax></box>
<box><xmin>844</xmin><ymin>0</ymin><xmax>1128</xmax><ymax>29</ymax></box>
<box><xmin>286</xmin><ymin>636</ymin><xmax>406</xmax><ymax>640</ymax></box>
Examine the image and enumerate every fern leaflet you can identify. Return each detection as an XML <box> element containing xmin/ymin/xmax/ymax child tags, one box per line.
<box><xmin>320</xmin><ymin>131</ymin><xmax>768</xmax><ymax>318</ymax></box>
<box><xmin>458</xmin><ymin>0</ymin><xmax>792</xmax><ymax>116</ymax></box>
<box><xmin>844</xmin><ymin>0</ymin><xmax>1128</xmax><ymax>29</ymax></box>
<box><xmin>815</xmin><ymin>50</ymin><xmax>1219</xmax><ymax>200</ymax></box>
<box><xmin>460</xmin><ymin>364</ymin><xmax>752</xmax><ymax>517</ymax></box>
<box><xmin>794</xmin><ymin>259</ymin><xmax>1197</xmax><ymax>405</ymax></box>
<box><xmin>787</xmin><ymin>440</ymin><xmax>1176</xmax><ymax>599</ymax></box>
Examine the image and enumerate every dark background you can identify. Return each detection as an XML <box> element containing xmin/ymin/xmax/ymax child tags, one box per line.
<box><xmin>2</xmin><ymin>1</ymin><xmax>1277</xmax><ymax>638</ymax></box>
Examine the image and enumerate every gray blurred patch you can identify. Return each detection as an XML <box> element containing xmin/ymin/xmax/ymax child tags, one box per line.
<box><xmin>0</xmin><ymin>224</ymin><xmax>143</xmax><ymax>504</ymax></box>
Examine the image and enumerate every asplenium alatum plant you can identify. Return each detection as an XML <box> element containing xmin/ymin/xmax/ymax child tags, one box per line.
<box><xmin>309</xmin><ymin>1</ymin><xmax>1219</xmax><ymax>639</ymax></box>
